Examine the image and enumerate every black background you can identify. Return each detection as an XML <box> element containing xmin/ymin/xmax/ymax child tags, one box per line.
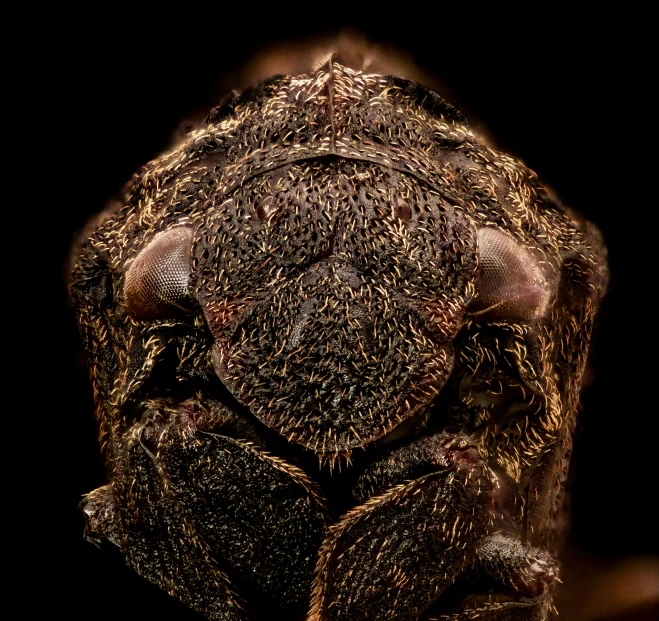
<box><xmin>31</xmin><ymin>8</ymin><xmax>655</xmax><ymax>618</ymax></box>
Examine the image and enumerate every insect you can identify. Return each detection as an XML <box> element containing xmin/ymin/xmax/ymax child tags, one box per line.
<box><xmin>70</xmin><ymin>56</ymin><xmax>608</xmax><ymax>620</ymax></box>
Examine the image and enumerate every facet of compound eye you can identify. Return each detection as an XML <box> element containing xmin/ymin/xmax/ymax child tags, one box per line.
<box><xmin>469</xmin><ymin>227</ymin><xmax>551</xmax><ymax>322</ymax></box>
<box><xmin>124</xmin><ymin>227</ymin><xmax>193</xmax><ymax>319</ymax></box>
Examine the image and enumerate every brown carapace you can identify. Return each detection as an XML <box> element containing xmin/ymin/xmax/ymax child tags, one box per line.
<box><xmin>71</xmin><ymin>58</ymin><xmax>608</xmax><ymax>620</ymax></box>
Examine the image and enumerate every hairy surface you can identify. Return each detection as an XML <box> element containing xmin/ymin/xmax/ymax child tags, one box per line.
<box><xmin>71</xmin><ymin>60</ymin><xmax>607</xmax><ymax>620</ymax></box>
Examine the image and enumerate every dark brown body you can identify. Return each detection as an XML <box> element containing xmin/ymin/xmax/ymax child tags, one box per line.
<box><xmin>71</xmin><ymin>60</ymin><xmax>607</xmax><ymax>619</ymax></box>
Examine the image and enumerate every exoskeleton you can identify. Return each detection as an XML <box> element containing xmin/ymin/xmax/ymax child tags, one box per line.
<box><xmin>72</xmin><ymin>59</ymin><xmax>607</xmax><ymax>620</ymax></box>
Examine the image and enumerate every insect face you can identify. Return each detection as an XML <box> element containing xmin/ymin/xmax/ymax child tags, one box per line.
<box><xmin>72</xmin><ymin>60</ymin><xmax>607</xmax><ymax>620</ymax></box>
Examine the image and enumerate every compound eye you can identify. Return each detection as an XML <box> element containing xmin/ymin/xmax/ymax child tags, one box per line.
<box><xmin>469</xmin><ymin>227</ymin><xmax>550</xmax><ymax>322</ymax></box>
<box><xmin>124</xmin><ymin>227</ymin><xmax>193</xmax><ymax>319</ymax></box>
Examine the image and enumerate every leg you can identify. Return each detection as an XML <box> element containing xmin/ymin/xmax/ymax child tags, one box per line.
<box><xmin>83</xmin><ymin>399</ymin><xmax>329</xmax><ymax>620</ymax></box>
<box><xmin>424</xmin><ymin>533</ymin><xmax>557</xmax><ymax>620</ymax></box>
<box><xmin>309</xmin><ymin>433</ymin><xmax>495</xmax><ymax>621</ymax></box>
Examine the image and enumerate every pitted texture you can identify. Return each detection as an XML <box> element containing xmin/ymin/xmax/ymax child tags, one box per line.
<box><xmin>80</xmin><ymin>63</ymin><xmax>599</xmax><ymax>275</ymax></box>
<box><xmin>193</xmin><ymin>160</ymin><xmax>476</xmax><ymax>452</ymax></box>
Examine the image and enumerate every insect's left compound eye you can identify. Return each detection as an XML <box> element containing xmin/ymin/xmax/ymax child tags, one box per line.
<box><xmin>124</xmin><ymin>227</ymin><xmax>193</xmax><ymax>319</ymax></box>
<box><xmin>469</xmin><ymin>227</ymin><xmax>551</xmax><ymax>322</ymax></box>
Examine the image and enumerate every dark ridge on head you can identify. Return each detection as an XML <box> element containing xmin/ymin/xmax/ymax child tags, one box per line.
<box><xmin>386</xmin><ymin>75</ymin><xmax>467</xmax><ymax>124</ymax></box>
<box><xmin>204</xmin><ymin>74</ymin><xmax>286</xmax><ymax>126</ymax></box>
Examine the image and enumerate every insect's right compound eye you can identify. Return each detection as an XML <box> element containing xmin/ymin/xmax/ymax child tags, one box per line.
<box><xmin>124</xmin><ymin>227</ymin><xmax>193</xmax><ymax>320</ymax></box>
